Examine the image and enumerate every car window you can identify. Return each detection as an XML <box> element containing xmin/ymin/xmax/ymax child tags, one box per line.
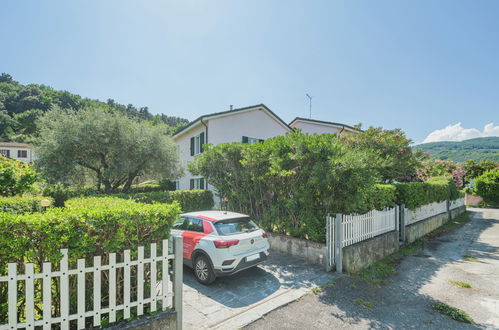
<box><xmin>186</xmin><ymin>218</ymin><xmax>204</xmax><ymax>232</ymax></box>
<box><xmin>214</xmin><ymin>217</ymin><xmax>259</xmax><ymax>236</ymax></box>
<box><xmin>173</xmin><ymin>217</ymin><xmax>188</xmax><ymax>230</ymax></box>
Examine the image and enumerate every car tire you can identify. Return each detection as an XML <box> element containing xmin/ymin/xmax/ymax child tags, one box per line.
<box><xmin>194</xmin><ymin>255</ymin><xmax>216</xmax><ymax>285</ymax></box>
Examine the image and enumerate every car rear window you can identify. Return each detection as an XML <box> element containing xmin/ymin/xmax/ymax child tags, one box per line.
<box><xmin>214</xmin><ymin>217</ymin><xmax>259</xmax><ymax>236</ymax></box>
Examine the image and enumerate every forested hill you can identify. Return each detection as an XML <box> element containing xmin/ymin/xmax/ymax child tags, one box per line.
<box><xmin>0</xmin><ymin>73</ymin><xmax>189</xmax><ymax>141</ymax></box>
<box><xmin>413</xmin><ymin>137</ymin><xmax>499</xmax><ymax>162</ymax></box>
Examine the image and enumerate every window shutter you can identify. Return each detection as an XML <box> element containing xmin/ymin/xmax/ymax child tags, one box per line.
<box><xmin>242</xmin><ymin>136</ymin><xmax>249</xmax><ymax>143</ymax></box>
<box><xmin>200</xmin><ymin>132</ymin><xmax>205</xmax><ymax>153</ymax></box>
<box><xmin>190</xmin><ymin>179</ymin><xmax>194</xmax><ymax>190</ymax></box>
<box><xmin>190</xmin><ymin>137</ymin><xmax>195</xmax><ymax>156</ymax></box>
<box><xmin>200</xmin><ymin>178</ymin><xmax>205</xmax><ymax>190</ymax></box>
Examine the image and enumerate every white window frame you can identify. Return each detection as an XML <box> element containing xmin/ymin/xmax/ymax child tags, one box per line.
<box><xmin>193</xmin><ymin>178</ymin><xmax>204</xmax><ymax>190</ymax></box>
<box><xmin>247</xmin><ymin>137</ymin><xmax>260</xmax><ymax>144</ymax></box>
<box><xmin>193</xmin><ymin>134</ymin><xmax>202</xmax><ymax>155</ymax></box>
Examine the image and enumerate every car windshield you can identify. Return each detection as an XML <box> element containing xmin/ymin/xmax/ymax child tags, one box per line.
<box><xmin>214</xmin><ymin>217</ymin><xmax>259</xmax><ymax>236</ymax></box>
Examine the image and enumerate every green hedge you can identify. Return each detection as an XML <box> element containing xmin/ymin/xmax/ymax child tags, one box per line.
<box><xmin>107</xmin><ymin>190</ymin><xmax>214</xmax><ymax>212</ymax></box>
<box><xmin>394</xmin><ymin>176</ymin><xmax>459</xmax><ymax>210</ymax></box>
<box><xmin>0</xmin><ymin>197</ymin><xmax>180</xmax><ymax>325</ymax></box>
<box><xmin>474</xmin><ymin>169</ymin><xmax>499</xmax><ymax>206</ymax></box>
<box><xmin>1</xmin><ymin>197</ymin><xmax>180</xmax><ymax>269</ymax></box>
<box><xmin>0</xmin><ymin>196</ymin><xmax>53</xmax><ymax>213</ymax></box>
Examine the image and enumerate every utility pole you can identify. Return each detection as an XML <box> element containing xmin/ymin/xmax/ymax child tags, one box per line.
<box><xmin>306</xmin><ymin>93</ymin><xmax>312</xmax><ymax>118</ymax></box>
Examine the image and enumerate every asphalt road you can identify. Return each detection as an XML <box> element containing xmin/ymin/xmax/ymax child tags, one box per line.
<box><xmin>246</xmin><ymin>208</ymin><xmax>499</xmax><ymax>329</ymax></box>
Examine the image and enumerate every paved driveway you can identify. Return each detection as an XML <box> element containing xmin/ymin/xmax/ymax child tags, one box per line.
<box><xmin>183</xmin><ymin>251</ymin><xmax>337</xmax><ymax>329</ymax></box>
<box><xmin>246</xmin><ymin>208</ymin><xmax>499</xmax><ymax>329</ymax></box>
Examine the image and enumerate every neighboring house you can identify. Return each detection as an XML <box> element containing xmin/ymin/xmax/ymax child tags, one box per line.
<box><xmin>288</xmin><ymin>117</ymin><xmax>358</xmax><ymax>136</ymax></box>
<box><xmin>0</xmin><ymin>142</ymin><xmax>36</xmax><ymax>163</ymax></box>
<box><xmin>172</xmin><ymin>104</ymin><xmax>291</xmax><ymax>192</ymax></box>
<box><xmin>173</xmin><ymin>103</ymin><xmax>358</xmax><ymax>199</ymax></box>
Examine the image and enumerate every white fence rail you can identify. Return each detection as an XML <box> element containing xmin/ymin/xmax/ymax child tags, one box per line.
<box><xmin>404</xmin><ymin>201</ymin><xmax>447</xmax><ymax>225</ymax></box>
<box><xmin>0</xmin><ymin>237</ymin><xmax>183</xmax><ymax>330</ymax></box>
<box><xmin>341</xmin><ymin>207</ymin><xmax>398</xmax><ymax>247</ymax></box>
<box><xmin>450</xmin><ymin>197</ymin><xmax>465</xmax><ymax>210</ymax></box>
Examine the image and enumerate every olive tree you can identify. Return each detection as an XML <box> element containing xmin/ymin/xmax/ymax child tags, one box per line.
<box><xmin>34</xmin><ymin>107</ymin><xmax>181</xmax><ymax>193</ymax></box>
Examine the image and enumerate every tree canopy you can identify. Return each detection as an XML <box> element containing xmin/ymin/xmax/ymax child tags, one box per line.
<box><xmin>0</xmin><ymin>73</ymin><xmax>189</xmax><ymax>141</ymax></box>
<box><xmin>34</xmin><ymin>107</ymin><xmax>182</xmax><ymax>193</ymax></box>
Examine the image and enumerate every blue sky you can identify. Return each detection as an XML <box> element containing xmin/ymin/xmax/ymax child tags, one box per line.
<box><xmin>1</xmin><ymin>1</ymin><xmax>498</xmax><ymax>143</ymax></box>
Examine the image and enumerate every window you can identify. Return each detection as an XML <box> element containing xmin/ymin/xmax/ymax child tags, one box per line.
<box><xmin>242</xmin><ymin>136</ymin><xmax>264</xmax><ymax>144</ymax></box>
<box><xmin>17</xmin><ymin>150</ymin><xmax>27</xmax><ymax>158</ymax></box>
<box><xmin>190</xmin><ymin>177</ymin><xmax>205</xmax><ymax>190</ymax></box>
<box><xmin>174</xmin><ymin>180</ymin><xmax>180</xmax><ymax>190</ymax></box>
<box><xmin>173</xmin><ymin>217</ymin><xmax>204</xmax><ymax>232</ymax></box>
<box><xmin>214</xmin><ymin>217</ymin><xmax>259</xmax><ymax>236</ymax></box>
<box><xmin>0</xmin><ymin>149</ymin><xmax>10</xmax><ymax>158</ymax></box>
<box><xmin>190</xmin><ymin>132</ymin><xmax>205</xmax><ymax>156</ymax></box>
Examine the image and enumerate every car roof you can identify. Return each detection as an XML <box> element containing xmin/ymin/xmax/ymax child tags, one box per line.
<box><xmin>181</xmin><ymin>210</ymin><xmax>249</xmax><ymax>222</ymax></box>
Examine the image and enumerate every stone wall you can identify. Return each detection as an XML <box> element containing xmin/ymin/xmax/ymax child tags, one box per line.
<box><xmin>405</xmin><ymin>205</ymin><xmax>466</xmax><ymax>244</ymax></box>
<box><xmin>342</xmin><ymin>231</ymin><xmax>399</xmax><ymax>273</ymax></box>
<box><xmin>267</xmin><ymin>233</ymin><xmax>327</xmax><ymax>266</ymax></box>
<box><xmin>106</xmin><ymin>310</ymin><xmax>177</xmax><ymax>330</ymax></box>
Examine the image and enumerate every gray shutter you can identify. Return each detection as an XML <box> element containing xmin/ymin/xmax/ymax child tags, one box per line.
<box><xmin>200</xmin><ymin>132</ymin><xmax>205</xmax><ymax>153</ymax></box>
<box><xmin>190</xmin><ymin>179</ymin><xmax>194</xmax><ymax>190</ymax></box>
<box><xmin>200</xmin><ymin>178</ymin><xmax>205</xmax><ymax>190</ymax></box>
<box><xmin>242</xmin><ymin>136</ymin><xmax>249</xmax><ymax>143</ymax></box>
<box><xmin>190</xmin><ymin>137</ymin><xmax>195</xmax><ymax>156</ymax></box>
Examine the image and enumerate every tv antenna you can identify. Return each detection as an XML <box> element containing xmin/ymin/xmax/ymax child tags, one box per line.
<box><xmin>306</xmin><ymin>93</ymin><xmax>312</xmax><ymax>118</ymax></box>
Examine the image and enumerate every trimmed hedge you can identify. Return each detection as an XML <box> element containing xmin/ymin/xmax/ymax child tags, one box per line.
<box><xmin>106</xmin><ymin>190</ymin><xmax>214</xmax><ymax>212</ymax></box>
<box><xmin>0</xmin><ymin>196</ymin><xmax>53</xmax><ymax>214</ymax></box>
<box><xmin>0</xmin><ymin>197</ymin><xmax>180</xmax><ymax>325</ymax></box>
<box><xmin>474</xmin><ymin>169</ymin><xmax>499</xmax><ymax>206</ymax></box>
<box><xmin>1</xmin><ymin>197</ymin><xmax>180</xmax><ymax>270</ymax></box>
<box><xmin>394</xmin><ymin>176</ymin><xmax>460</xmax><ymax>210</ymax></box>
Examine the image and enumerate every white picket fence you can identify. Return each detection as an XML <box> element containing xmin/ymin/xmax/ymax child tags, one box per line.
<box><xmin>0</xmin><ymin>237</ymin><xmax>183</xmax><ymax>330</ymax></box>
<box><xmin>404</xmin><ymin>200</ymin><xmax>448</xmax><ymax>225</ymax></box>
<box><xmin>341</xmin><ymin>207</ymin><xmax>398</xmax><ymax>247</ymax></box>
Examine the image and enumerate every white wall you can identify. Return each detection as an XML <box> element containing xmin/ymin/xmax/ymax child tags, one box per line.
<box><xmin>175</xmin><ymin>124</ymin><xmax>207</xmax><ymax>191</ymax></box>
<box><xmin>0</xmin><ymin>147</ymin><xmax>35</xmax><ymax>163</ymax></box>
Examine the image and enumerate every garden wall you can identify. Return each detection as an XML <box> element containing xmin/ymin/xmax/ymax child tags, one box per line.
<box><xmin>267</xmin><ymin>233</ymin><xmax>327</xmax><ymax>266</ymax></box>
<box><xmin>107</xmin><ymin>310</ymin><xmax>177</xmax><ymax>330</ymax></box>
<box><xmin>405</xmin><ymin>205</ymin><xmax>466</xmax><ymax>244</ymax></box>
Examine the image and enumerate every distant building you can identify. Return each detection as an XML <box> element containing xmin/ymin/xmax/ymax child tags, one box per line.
<box><xmin>172</xmin><ymin>104</ymin><xmax>358</xmax><ymax>197</ymax></box>
<box><xmin>0</xmin><ymin>142</ymin><xmax>36</xmax><ymax>163</ymax></box>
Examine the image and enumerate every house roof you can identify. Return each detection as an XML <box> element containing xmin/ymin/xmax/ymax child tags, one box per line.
<box><xmin>288</xmin><ymin>117</ymin><xmax>359</xmax><ymax>132</ymax></box>
<box><xmin>0</xmin><ymin>142</ymin><xmax>32</xmax><ymax>148</ymax></box>
<box><xmin>172</xmin><ymin>104</ymin><xmax>290</xmax><ymax>139</ymax></box>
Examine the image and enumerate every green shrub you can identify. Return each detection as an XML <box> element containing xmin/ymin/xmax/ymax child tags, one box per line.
<box><xmin>394</xmin><ymin>176</ymin><xmax>459</xmax><ymax>210</ymax></box>
<box><xmin>474</xmin><ymin>169</ymin><xmax>499</xmax><ymax>206</ymax></box>
<box><xmin>1</xmin><ymin>197</ymin><xmax>180</xmax><ymax>270</ymax></box>
<box><xmin>97</xmin><ymin>190</ymin><xmax>214</xmax><ymax>212</ymax></box>
<box><xmin>0</xmin><ymin>156</ymin><xmax>39</xmax><ymax>196</ymax></box>
<box><xmin>0</xmin><ymin>196</ymin><xmax>53</xmax><ymax>213</ymax></box>
<box><xmin>0</xmin><ymin>197</ymin><xmax>180</xmax><ymax>325</ymax></box>
<box><xmin>42</xmin><ymin>183</ymin><xmax>71</xmax><ymax>207</ymax></box>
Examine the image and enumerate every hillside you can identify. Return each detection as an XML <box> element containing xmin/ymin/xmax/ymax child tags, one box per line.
<box><xmin>0</xmin><ymin>73</ymin><xmax>189</xmax><ymax>141</ymax></box>
<box><xmin>414</xmin><ymin>137</ymin><xmax>499</xmax><ymax>162</ymax></box>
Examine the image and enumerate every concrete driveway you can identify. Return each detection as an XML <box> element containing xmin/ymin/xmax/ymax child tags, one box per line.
<box><xmin>246</xmin><ymin>208</ymin><xmax>499</xmax><ymax>329</ymax></box>
<box><xmin>182</xmin><ymin>251</ymin><xmax>337</xmax><ymax>329</ymax></box>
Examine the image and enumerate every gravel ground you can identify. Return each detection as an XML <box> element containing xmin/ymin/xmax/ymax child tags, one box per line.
<box><xmin>246</xmin><ymin>208</ymin><xmax>499</xmax><ymax>330</ymax></box>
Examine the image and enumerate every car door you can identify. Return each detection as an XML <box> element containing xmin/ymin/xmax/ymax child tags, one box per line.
<box><xmin>181</xmin><ymin>217</ymin><xmax>205</xmax><ymax>260</ymax></box>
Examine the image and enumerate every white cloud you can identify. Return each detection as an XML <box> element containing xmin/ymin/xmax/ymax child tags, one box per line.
<box><xmin>422</xmin><ymin>122</ymin><xmax>499</xmax><ymax>143</ymax></box>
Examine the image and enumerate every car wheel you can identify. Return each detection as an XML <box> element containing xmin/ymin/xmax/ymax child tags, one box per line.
<box><xmin>194</xmin><ymin>255</ymin><xmax>216</xmax><ymax>285</ymax></box>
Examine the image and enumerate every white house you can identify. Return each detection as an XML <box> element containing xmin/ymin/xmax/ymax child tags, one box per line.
<box><xmin>172</xmin><ymin>104</ymin><xmax>291</xmax><ymax>192</ymax></box>
<box><xmin>288</xmin><ymin>117</ymin><xmax>358</xmax><ymax>136</ymax></box>
<box><xmin>0</xmin><ymin>142</ymin><xmax>36</xmax><ymax>163</ymax></box>
<box><xmin>172</xmin><ymin>104</ymin><xmax>358</xmax><ymax>197</ymax></box>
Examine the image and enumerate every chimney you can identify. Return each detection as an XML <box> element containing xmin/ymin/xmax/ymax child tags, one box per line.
<box><xmin>230</xmin><ymin>105</ymin><xmax>233</xmax><ymax>111</ymax></box>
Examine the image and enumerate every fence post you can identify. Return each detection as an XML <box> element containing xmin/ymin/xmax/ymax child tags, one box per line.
<box><xmin>446</xmin><ymin>199</ymin><xmax>451</xmax><ymax>221</ymax></box>
<box><xmin>325</xmin><ymin>214</ymin><xmax>332</xmax><ymax>272</ymax></box>
<box><xmin>173</xmin><ymin>236</ymin><xmax>183</xmax><ymax>330</ymax></box>
<box><xmin>334</xmin><ymin>213</ymin><xmax>343</xmax><ymax>273</ymax></box>
<box><xmin>399</xmin><ymin>204</ymin><xmax>406</xmax><ymax>244</ymax></box>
